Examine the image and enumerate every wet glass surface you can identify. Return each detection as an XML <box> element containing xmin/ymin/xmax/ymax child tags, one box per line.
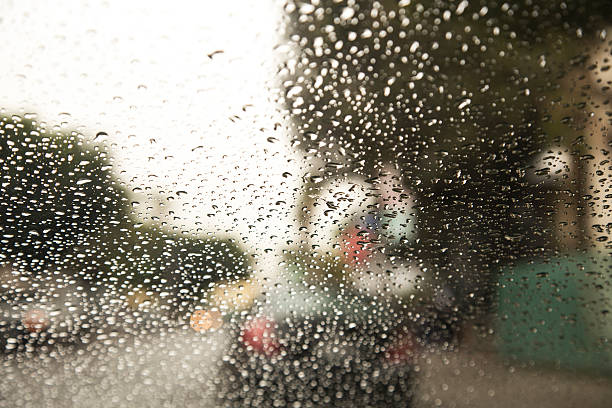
<box><xmin>1</xmin><ymin>1</ymin><xmax>611</xmax><ymax>407</ymax></box>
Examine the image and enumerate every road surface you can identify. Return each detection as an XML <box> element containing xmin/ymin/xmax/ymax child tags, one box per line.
<box><xmin>2</xmin><ymin>328</ymin><xmax>611</xmax><ymax>407</ymax></box>
<box><xmin>1</xmin><ymin>328</ymin><xmax>226</xmax><ymax>408</ymax></box>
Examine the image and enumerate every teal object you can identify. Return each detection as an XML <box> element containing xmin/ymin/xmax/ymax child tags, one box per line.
<box><xmin>496</xmin><ymin>254</ymin><xmax>612</xmax><ymax>374</ymax></box>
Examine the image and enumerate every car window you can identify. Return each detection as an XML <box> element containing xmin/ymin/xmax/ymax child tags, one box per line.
<box><xmin>1</xmin><ymin>1</ymin><xmax>611</xmax><ymax>407</ymax></box>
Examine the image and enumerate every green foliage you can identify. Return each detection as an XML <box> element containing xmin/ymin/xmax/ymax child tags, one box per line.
<box><xmin>0</xmin><ymin>114</ymin><xmax>125</xmax><ymax>264</ymax></box>
<box><xmin>79</xmin><ymin>219</ymin><xmax>251</xmax><ymax>305</ymax></box>
<box><xmin>0</xmin><ymin>113</ymin><xmax>250</xmax><ymax>309</ymax></box>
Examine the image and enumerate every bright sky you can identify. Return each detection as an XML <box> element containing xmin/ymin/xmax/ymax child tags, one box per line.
<box><xmin>0</xmin><ymin>0</ymin><xmax>304</xmax><ymax>252</ymax></box>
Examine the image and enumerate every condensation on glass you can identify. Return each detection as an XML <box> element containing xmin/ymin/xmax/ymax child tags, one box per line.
<box><xmin>0</xmin><ymin>1</ymin><xmax>610</xmax><ymax>407</ymax></box>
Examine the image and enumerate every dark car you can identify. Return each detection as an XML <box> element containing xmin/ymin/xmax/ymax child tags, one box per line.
<box><xmin>0</xmin><ymin>270</ymin><xmax>160</xmax><ymax>354</ymax></box>
<box><xmin>213</xmin><ymin>270</ymin><xmax>422</xmax><ymax>408</ymax></box>
<box><xmin>0</xmin><ymin>280</ymin><xmax>94</xmax><ymax>353</ymax></box>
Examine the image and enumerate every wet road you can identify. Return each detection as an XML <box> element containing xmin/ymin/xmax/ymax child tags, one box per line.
<box><xmin>415</xmin><ymin>329</ymin><xmax>612</xmax><ymax>408</ymax></box>
<box><xmin>415</xmin><ymin>350</ymin><xmax>612</xmax><ymax>408</ymax></box>
<box><xmin>1</xmin><ymin>328</ymin><xmax>227</xmax><ymax>408</ymax></box>
<box><xmin>2</xmin><ymin>328</ymin><xmax>611</xmax><ymax>408</ymax></box>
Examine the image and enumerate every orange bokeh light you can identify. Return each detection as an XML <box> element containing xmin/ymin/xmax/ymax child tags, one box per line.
<box><xmin>190</xmin><ymin>310</ymin><xmax>223</xmax><ymax>332</ymax></box>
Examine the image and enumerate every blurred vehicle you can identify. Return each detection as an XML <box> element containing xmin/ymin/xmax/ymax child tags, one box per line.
<box><xmin>211</xmin><ymin>168</ymin><xmax>463</xmax><ymax>405</ymax></box>
<box><xmin>214</xmin><ymin>272</ymin><xmax>420</xmax><ymax>407</ymax></box>
<box><xmin>306</xmin><ymin>171</ymin><xmax>462</xmax><ymax>347</ymax></box>
<box><xmin>0</xmin><ymin>270</ymin><xmax>97</xmax><ymax>353</ymax></box>
<box><xmin>0</xmin><ymin>272</ymin><xmax>183</xmax><ymax>354</ymax></box>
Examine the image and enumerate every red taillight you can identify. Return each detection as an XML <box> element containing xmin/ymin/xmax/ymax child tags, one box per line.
<box><xmin>385</xmin><ymin>331</ymin><xmax>419</xmax><ymax>364</ymax></box>
<box><xmin>341</xmin><ymin>226</ymin><xmax>375</xmax><ymax>265</ymax></box>
<box><xmin>241</xmin><ymin>317</ymin><xmax>280</xmax><ymax>356</ymax></box>
<box><xmin>22</xmin><ymin>309</ymin><xmax>49</xmax><ymax>333</ymax></box>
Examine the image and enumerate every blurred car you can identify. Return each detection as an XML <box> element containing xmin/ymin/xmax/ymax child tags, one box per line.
<box><xmin>212</xmin><ymin>170</ymin><xmax>462</xmax><ymax>406</ymax></box>
<box><xmin>213</xmin><ymin>269</ymin><xmax>421</xmax><ymax>408</ymax></box>
<box><xmin>0</xmin><ymin>268</ymin><xmax>140</xmax><ymax>353</ymax></box>
<box><xmin>315</xmin><ymin>172</ymin><xmax>462</xmax><ymax>348</ymax></box>
<box><xmin>0</xmin><ymin>284</ymin><xmax>177</xmax><ymax>354</ymax></box>
<box><xmin>0</xmin><ymin>278</ymin><xmax>94</xmax><ymax>353</ymax></box>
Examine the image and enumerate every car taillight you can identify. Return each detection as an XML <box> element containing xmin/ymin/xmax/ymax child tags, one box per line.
<box><xmin>385</xmin><ymin>331</ymin><xmax>419</xmax><ymax>364</ymax></box>
<box><xmin>340</xmin><ymin>226</ymin><xmax>375</xmax><ymax>266</ymax></box>
<box><xmin>22</xmin><ymin>309</ymin><xmax>49</xmax><ymax>333</ymax></box>
<box><xmin>241</xmin><ymin>316</ymin><xmax>280</xmax><ymax>356</ymax></box>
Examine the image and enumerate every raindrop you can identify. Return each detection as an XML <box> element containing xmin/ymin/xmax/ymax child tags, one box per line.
<box><xmin>94</xmin><ymin>131</ymin><xmax>108</xmax><ymax>141</ymax></box>
<box><xmin>458</xmin><ymin>98</ymin><xmax>471</xmax><ymax>110</ymax></box>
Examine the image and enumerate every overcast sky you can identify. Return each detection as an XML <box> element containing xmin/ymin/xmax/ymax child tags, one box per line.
<box><xmin>0</xmin><ymin>0</ymin><xmax>306</xmax><ymax>253</ymax></box>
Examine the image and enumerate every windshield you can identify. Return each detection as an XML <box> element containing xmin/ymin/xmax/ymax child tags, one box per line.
<box><xmin>1</xmin><ymin>1</ymin><xmax>611</xmax><ymax>407</ymax></box>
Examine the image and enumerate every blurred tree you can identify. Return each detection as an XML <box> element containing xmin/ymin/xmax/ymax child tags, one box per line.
<box><xmin>0</xmin><ymin>113</ymin><xmax>249</xmax><ymax>312</ymax></box>
<box><xmin>76</xmin><ymin>219</ymin><xmax>251</xmax><ymax>312</ymax></box>
<box><xmin>0</xmin><ymin>113</ymin><xmax>125</xmax><ymax>265</ymax></box>
<box><xmin>282</xmin><ymin>0</ymin><xmax>612</xmax><ymax>314</ymax></box>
